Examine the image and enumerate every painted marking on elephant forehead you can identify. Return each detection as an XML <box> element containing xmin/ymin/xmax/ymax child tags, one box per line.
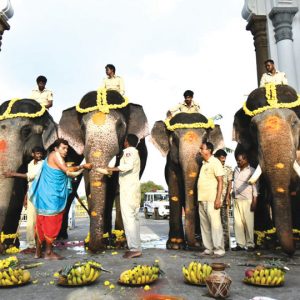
<box><xmin>171</xmin><ymin>196</ymin><xmax>179</xmax><ymax>201</ymax></box>
<box><xmin>263</xmin><ymin>116</ymin><xmax>283</xmax><ymax>131</ymax></box>
<box><xmin>92</xmin><ymin>112</ymin><xmax>107</xmax><ymax>126</ymax></box>
<box><xmin>183</xmin><ymin>131</ymin><xmax>198</xmax><ymax>143</ymax></box>
<box><xmin>0</xmin><ymin>140</ymin><xmax>7</xmax><ymax>152</ymax></box>
<box><xmin>275</xmin><ymin>163</ymin><xmax>285</xmax><ymax>169</ymax></box>
<box><xmin>276</xmin><ymin>187</ymin><xmax>285</xmax><ymax>193</ymax></box>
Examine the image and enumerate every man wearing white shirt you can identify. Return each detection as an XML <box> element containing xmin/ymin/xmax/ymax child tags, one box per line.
<box><xmin>260</xmin><ymin>59</ymin><xmax>288</xmax><ymax>87</ymax></box>
<box><xmin>30</xmin><ymin>75</ymin><xmax>53</xmax><ymax>109</ymax></box>
<box><xmin>101</xmin><ymin>64</ymin><xmax>125</xmax><ymax>96</ymax></box>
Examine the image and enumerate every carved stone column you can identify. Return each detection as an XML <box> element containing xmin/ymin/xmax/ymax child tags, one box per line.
<box><xmin>269</xmin><ymin>7</ymin><xmax>299</xmax><ymax>91</ymax></box>
<box><xmin>0</xmin><ymin>14</ymin><xmax>10</xmax><ymax>52</ymax></box>
<box><xmin>246</xmin><ymin>15</ymin><xmax>268</xmax><ymax>87</ymax></box>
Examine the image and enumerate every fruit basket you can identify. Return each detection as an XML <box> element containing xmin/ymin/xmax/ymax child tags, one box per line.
<box><xmin>243</xmin><ymin>266</ymin><xmax>285</xmax><ymax>287</ymax></box>
<box><xmin>0</xmin><ymin>268</ymin><xmax>31</xmax><ymax>287</ymax></box>
<box><xmin>118</xmin><ymin>261</ymin><xmax>162</xmax><ymax>286</ymax></box>
<box><xmin>182</xmin><ymin>261</ymin><xmax>212</xmax><ymax>286</ymax></box>
<box><xmin>56</xmin><ymin>260</ymin><xmax>105</xmax><ymax>286</ymax></box>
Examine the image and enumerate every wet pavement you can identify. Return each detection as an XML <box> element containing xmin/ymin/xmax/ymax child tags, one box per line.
<box><xmin>1</xmin><ymin>215</ymin><xmax>300</xmax><ymax>300</ymax></box>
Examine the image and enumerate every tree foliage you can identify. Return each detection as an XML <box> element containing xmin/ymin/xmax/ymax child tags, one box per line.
<box><xmin>140</xmin><ymin>181</ymin><xmax>164</xmax><ymax>206</ymax></box>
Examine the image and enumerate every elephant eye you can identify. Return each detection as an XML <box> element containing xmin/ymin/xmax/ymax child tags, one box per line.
<box><xmin>291</xmin><ymin>119</ymin><xmax>298</xmax><ymax>128</ymax></box>
<box><xmin>21</xmin><ymin>125</ymin><xmax>32</xmax><ymax>139</ymax></box>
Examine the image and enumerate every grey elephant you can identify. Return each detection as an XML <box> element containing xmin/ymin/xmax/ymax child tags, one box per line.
<box><xmin>0</xmin><ymin>99</ymin><xmax>57</xmax><ymax>252</ymax></box>
<box><xmin>151</xmin><ymin>113</ymin><xmax>224</xmax><ymax>249</ymax></box>
<box><xmin>55</xmin><ymin>90</ymin><xmax>149</xmax><ymax>251</ymax></box>
<box><xmin>233</xmin><ymin>84</ymin><xmax>300</xmax><ymax>255</ymax></box>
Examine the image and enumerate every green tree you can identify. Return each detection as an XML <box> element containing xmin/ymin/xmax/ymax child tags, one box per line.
<box><xmin>140</xmin><ymin>181</ymin><xmax>164</xmax><ymax>206</ymax></box>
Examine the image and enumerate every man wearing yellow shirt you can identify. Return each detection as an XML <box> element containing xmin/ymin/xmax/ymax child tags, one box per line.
<box><xmin>197</xmin><ymin>142</ymin><xmax>225</xmax><ymax>257</ymax></box>
<box><xmin>30</xmin><ymin>75</ymin><xmax>53</xmax><ymax>109</ymax></box>
<box><xmin>102</xmin><ymin>64</ymin><xmax>125</xmax><ymax>96</ymax></box>
<box><xmin>260</xmin><ymin>59</ymin><xmax>288</xmax><ymax>87</ymax></box>
<box><xmin>167</xmin><ymin>90</ymin><xmax>200</xmax><ymax>118</ymax></box>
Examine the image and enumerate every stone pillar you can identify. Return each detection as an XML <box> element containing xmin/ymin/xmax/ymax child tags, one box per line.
<box><xmin>0</xmin><ymin>14</ymin><xmax>10</xmax><ymax>52</ymax></box>
<box><xmin>269</xmin><ymin>7</ymin><xmax>299</xmax><ymax>91</ymax></box>
<box><xmin>246</xmin><ymin>15</ymin><xmax>269</xmax><ymax>87</ymax></box>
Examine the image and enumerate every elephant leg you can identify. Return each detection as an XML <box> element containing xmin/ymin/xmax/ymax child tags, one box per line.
<box><xmin>167</xmin><ymin>167</ymin><xmax>185</xmax><ymax>250</ymax></box>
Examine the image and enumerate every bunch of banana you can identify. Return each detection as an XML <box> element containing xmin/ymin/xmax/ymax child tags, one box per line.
<box><xmin>182</xmin><ymin>261</ymin><xmax>212</xmax><ymax>285</ymax></box>
<box><xmin>244</xmin><ymin>267</ymin><xmax>285</xmax><ymax>286</ymax></box>
<box><xmin>0</xmin><ymin>268</ymin><xmax>31</xmax><ymax>286</ymax></box>
<box><xmin>0</xmin><ymin>256</ymin><xmax>18</xmax><ymax>270</ymax></box>
<box><xmin>119</xmin><ymin>263</ymin><xmax>160</xmax><ymax>285</ymax></box>
<box><xmin>57</xmin><ymin>260</ymin><xmax>102</xmax><ymax>286</ymax></box>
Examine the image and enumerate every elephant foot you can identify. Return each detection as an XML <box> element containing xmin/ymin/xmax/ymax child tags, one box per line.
<box><xmin>88</xmin><ymin>240</ymin><xmax>107</xmax><ymax>252</ymax></box>
<box><xmin>186</xmin><ymin>241</ymin><xmax>202</xmax><ymax>251</ymax></box>
<box><xmin>166</xmin><ymin>238</ymin><xmax>186</xmax><ymax>250</ymax></box>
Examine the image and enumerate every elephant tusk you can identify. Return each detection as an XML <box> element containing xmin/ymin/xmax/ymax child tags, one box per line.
<box><xmin>248</xmin><ymin>164</ymin><xmax>262</xmax><ymax>184</ymax></box>
<box><xmin>293</xmin><ymin>161</ymin><xmax>300</xmax><ymax>178</ymax></box>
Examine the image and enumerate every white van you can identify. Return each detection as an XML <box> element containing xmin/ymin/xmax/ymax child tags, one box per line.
<box><xmin>143</xmin><ymin>190</ymin><xmax>170</xmax><ymax>219</ymax></box>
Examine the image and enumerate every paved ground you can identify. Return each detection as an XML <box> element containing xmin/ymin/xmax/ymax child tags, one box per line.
<box><xmin>1</xmin><ymin>214</ymin><xmax>300</xmax><ymax>300</ymax></box>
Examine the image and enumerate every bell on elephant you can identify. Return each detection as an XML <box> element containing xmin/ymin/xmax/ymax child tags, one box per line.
<box><xmin>151</xmin><ymin>112</ymin><xmax>225</xmax><ymax>250</ymax></box>
<box><xmin>233</xmin><ymin>84</ymin><xmax>300</xmax><ymax>255</ymax></box>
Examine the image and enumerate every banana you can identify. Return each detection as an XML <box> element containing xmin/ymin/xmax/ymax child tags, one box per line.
<box><xmin>271</xmin><ymin>276</ymin><xmax>278</xmax><ymax>286</ymax></box>
<box><xmin>182</xmin><ymin>267</ymin><xmax>191</xmax><ymax>281</ymax></box>
<box><xmin>261</xmin><ymin>277</ymin><xmax>266</xmax><ymax>285</ymax></box>
<box><xmin>264</xmin><ymin>269</ymin><xmax>269</xmax><ymax>277</ymax></box>
<box><xmin>0</xmin><ymin>272</ymin><xmax>2</xmax><ymax>280</ymax></box>
<box><xmin>92</xmin><ymin>270</ymin><xmax>99</xmax><ymax>282</ymax></box>
<box><xmin>72</xmin><ymin>276</ymin><xmax>77</xmax><ymax>285</ymax></box>
<box><xmin>190</xmin><ymin>270</ymin><xmax>198</xmax><ymax>284</ymax></box>
<box><xmin>87</xmin><ymin>267</ymin><xmax>95</xmax><ymax>282</ymax></box>
<box><xmin>85</xmin><ymin>263</ymin><xmax>91</xmax><ymax>277</ymax></box>
<box><xmin>266</xmin><ymin>276</ymin><xmax>272</xmax><ymax>285</ymax></box>
<box><xmin>10</xmin><ymin>275</ymin><xmax>18</xmax><ymax>284</ymax></box>
<box><xmin>253</xmin><ymin>270</ymin><xmax>259</xmax><ymax>278</ymax></box>
<box><xmin>255</xmin><ymin>276</ymin><xmax>261</xmax><ymax>285</ymax></box>
<box><xmin>196</xmin><ymin>263</ymin><xmax>202</xmax><ymax>281</ymax></box>
<box><xmin>76</xmin><ymin>277</ymin><xmax>83</xmax><ymax>285</ymax></box>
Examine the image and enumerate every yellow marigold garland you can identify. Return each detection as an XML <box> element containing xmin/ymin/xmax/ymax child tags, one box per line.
<box><xmin>76</xmin><ymin>88</ymin><xmax>129</xmax><ymax>114</ymax></box>
<box><xmin>255</xmin><ymin>227</ymin><xmax>300</xmax><ymax>246</ymax></box>
<box><xmin>0</xmin><ymin>232</ymin><xmax>19</xmax><ymax>243</ymax></box>
<box><xmin>243</xmin><ymin>83</ymin><xmax>300</xmax><ymax>117</ymax></box>
<box><xmin>0</xmin><ymin>98</ymin><xmax>46</xmax><ymax>121</ymax></box>
<box><xmin>164</xmin><ymin>118</ymin><xmax>215</xmax><ymax>131</ymax></box>
<box><xmin>84</xmin><ymin>230</ymin><xmax>125</xmax><ymax>245</ymax></box>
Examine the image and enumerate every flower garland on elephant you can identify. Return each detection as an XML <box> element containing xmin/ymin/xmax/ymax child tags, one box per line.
<box><xmin>0</xmin><ymin>232</ymin><xmax>20</xmax><ymax>254</ymax></box>
<box><xmin>76</xmin><ymin>88</ymin><xmax>129</xmax><ymax>114</ymax></box>
<box><xmin>243</xmin><ymin>83</ymin><xmax>300</xmax><ymax>117</ymax></box>
<box><xmin>0</xmin><ymin>98</ymin><xmax>46</xmax><ymax>120</ymax></box>
<box><xmin>164</xmin><ymin>117</ymin><xmax>215</xmax><ymax>131</ymax></box>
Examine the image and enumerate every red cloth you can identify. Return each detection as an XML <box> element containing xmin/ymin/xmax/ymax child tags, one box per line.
<box><xmin>35</xmin><ymin>212</ymin><xmax>63</xmax><ymax>244</ymax></box>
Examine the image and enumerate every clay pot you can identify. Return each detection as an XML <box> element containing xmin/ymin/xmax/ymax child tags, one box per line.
<box><xmin>205</xmin><ymin>263</ymin><xmax>232</xmax><ymax>299</ymax></box>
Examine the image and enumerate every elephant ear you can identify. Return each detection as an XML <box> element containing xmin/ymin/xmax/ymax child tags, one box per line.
<box><xmin>57</xmin><ymin>107</ymin><xmax>85</xmax><ymax>155</ymax></box>
<box><xmin>232</xmin><ymin>108</ymin><xmax>252</xmax><ymax>150</ymax></box>
<box><xmin>151</xmin><ymin>121</ymin><xmax>170</xmax><ymax>157</ymax></box>
<box><xmin>42</xmin><ymin>114</ymin><xmax>58</xmax><ymax>150</ymax></box>
<box><xmin>207</xmin><ymin>124</ymin><xmax>224</xmax><ymax>151</ymax></box>
<box><xmin>127</xmin><ymin>103</ymin><xmax>149</xmax><ymax>140</ymax></box>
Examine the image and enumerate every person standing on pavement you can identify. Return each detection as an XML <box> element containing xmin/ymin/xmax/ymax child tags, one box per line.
<box><xmin>167</xmin><ymin>90</ymin><xmax>200</xmax><ymax>118</ymax></box>
<box><xmin>198</xmin><ymin>142</ymin><xmax>225</xmax><ymax>258</ymax></box>
<box><xmin>3</xmin><ymin>146</ymin><xmax>45</xmax><ymax>253</ymax></box>
<box><xmin>101</xmin><ymin>64</ymin><xmax>125</xmax><ymax>96</ymax></box>
<box><xmin>231</xmin><ymin>153</ymin><xmax>258</xmax><ymax>252</ymax></box>
<box><xmin>259</xmin><ymin>59</ymin><xmax>288</xmax><ymax>87</ymax></box>
<box><xmin>98</xmin><ymin>134</ymin><xmax>142</xmax><ymax>259</ymax></box>
<box><xmin>214</xmin><ymin>149</ymin><xmax>233</xmax><ymax>250</ymax></box>
<box><xmin>30</xmin><ymin>75</ymin><xmax>53</xmax><ymax>109</ymax></box>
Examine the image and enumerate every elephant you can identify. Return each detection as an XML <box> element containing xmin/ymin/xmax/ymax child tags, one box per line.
<box><xmin>55</xmin><ymin>90</ymin><xmax>149</xmax><ymax>251</ymax></box>
<box><xmin>151</xmin><ymin>112</ymin><xmax>224</xmax><ymax>250</ymax></box>
<box><xmin>233</xmin><ymin>84</ymin><xmax>300</xmax><ymax>255</ymax></box>
<box><xmin>0</xmin><ymin>98</ymin><xmax>58</xmax><ymax>252</ymax></box>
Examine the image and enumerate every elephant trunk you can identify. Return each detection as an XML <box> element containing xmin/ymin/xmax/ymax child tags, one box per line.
<box><xmin>258</xmin><ymin>117</ymin><xmax>295</xmax><ymax>255</ymax></box>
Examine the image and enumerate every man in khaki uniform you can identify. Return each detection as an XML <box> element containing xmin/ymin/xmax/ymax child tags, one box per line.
<box><xmin>30</xmin><ymin>75</ymin><xmax>53</xmax><ymax>109</ymax></box>
<box><xmin>198</xmin><ymin>142</ymin><xmax>225</xmax><ymax>257</ymax></box>
<box><xmin>101</xmin><ymin>64</ymin><xmax>125</xmax><ymax>96</ymax></box>
<box><xmin>214</xmin><ymin>149</ymin><xmax>233</xmax><ymax>250</ymax></box>
<box><xmin>102</xmin><ymin>134</ymin><xmax>141</xmax><ymax>259</ymax></box>
<box><xmin>260</xmin><ymin>59</ymin><xmax>288</xmax><ymax>87</ymax></box>
<box><xmin>167</xmin><ymin>90</ymin><xmax>200</xmax><ymax>118</ymax></box>
<box><xmin>232</xmin><ymin>153</ymin><xmax>258</xmax><ymax>252</ymax></box>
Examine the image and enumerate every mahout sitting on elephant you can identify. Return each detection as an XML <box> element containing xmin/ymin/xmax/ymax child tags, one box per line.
<box><xmin>233</xmin><ymin>83</ymin><xmax>300</xmax><ymax>255</ymax></box>
<box><xmin>151</xmin><ymin>112</ymin><xmax>224</xmax><ymax>250</ymax></box>
<box><xmin>54</xmin><ymin>89</ymin><xmax>149</xmax><ymax>252</ymax></box>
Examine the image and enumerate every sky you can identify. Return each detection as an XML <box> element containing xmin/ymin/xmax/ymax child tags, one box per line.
<box><xmin>0</xmin><ymin>0</ymin><xmax>258</xmax><ymax>190</ymax></box>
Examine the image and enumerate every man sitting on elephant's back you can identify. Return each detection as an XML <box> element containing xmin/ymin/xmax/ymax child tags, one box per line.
<box><xmin>28</xmin><ymin>138</ymin><xmax>92</xmax><ymax>260</ymax></box>
<box><xmin>167</xmin><ymin>90</ymin><xmax>200</xmax><ymax>118</ymax></box>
